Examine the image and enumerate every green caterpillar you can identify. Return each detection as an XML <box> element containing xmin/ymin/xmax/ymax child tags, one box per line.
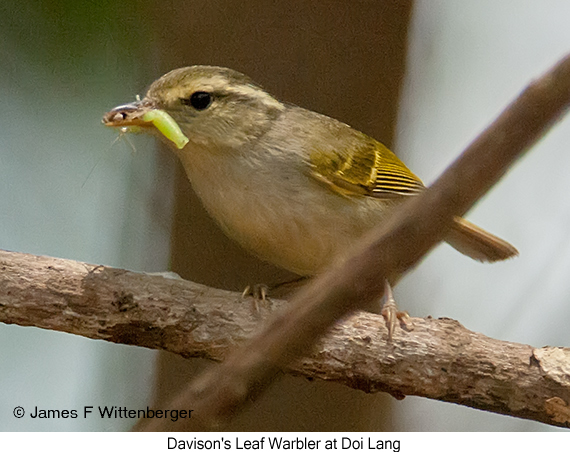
<box><xmin>142</xmin><ymin>110</ymin><xmax>189</xmax><ymax>150</ymax></box>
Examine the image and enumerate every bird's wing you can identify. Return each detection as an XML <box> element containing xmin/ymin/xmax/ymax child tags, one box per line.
<box><xmin>307</xmin><ymin>129</ymin><xmax>518</xmax><ymax>262</ymax></box>
<box><xmin>309</xmin><ymin>137</ymin><xmax>425</xmax><ymax>199</ymax></box>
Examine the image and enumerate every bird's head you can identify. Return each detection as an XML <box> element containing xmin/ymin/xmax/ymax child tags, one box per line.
<box><xmin>103</xmin><ymin>66</ymin><xmax>285</xmax><ymax>153</ymax></box>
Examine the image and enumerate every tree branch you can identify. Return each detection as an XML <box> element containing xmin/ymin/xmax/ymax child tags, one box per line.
<box><xmin>1</xmin><ymin>249</ymin><xmax>569</xmax><ymax>428</ymax></box>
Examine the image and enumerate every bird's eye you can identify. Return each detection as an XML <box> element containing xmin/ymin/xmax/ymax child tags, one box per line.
<box><xmin>181</xmin><ymin>91</ymin><xmax>212</xmax><ymax>110</ymax></box>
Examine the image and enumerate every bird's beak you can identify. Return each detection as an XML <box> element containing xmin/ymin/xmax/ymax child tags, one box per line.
<box><xmin>103</xmin><ymin>99</ymin><xmax>189</xmax><ymax>150</ymax></box>
<box><xmin>102</xmin><ymin>100</ymin><xmax>155</xmax><ymax>129</ymax></box>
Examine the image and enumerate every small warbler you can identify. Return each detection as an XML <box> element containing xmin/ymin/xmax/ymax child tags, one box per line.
<box><xmin>103</xmin><ymin>66</ymin><xmax>517</xmax><ymax>336</ymax></box>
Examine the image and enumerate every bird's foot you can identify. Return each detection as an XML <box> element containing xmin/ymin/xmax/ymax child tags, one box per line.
<box><xmin>242</xmin><ymin>275</ymin><xmax>309</xmax><ymax>304</ymax></box>
<box><xmin>242</xmin><ymin>284</ymin><xmax>270</xmax><ymax>312</ymax></box>
<box><xmin>381</xmin><ymin>280</ymin><xmax>413</xmax><ymax>340</ymax></box>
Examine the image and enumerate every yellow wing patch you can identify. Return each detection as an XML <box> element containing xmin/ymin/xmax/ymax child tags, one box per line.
<box><xmin>372</xmin><ymin>146</ymin><xmax>425</xmax><ymax>197</ymax></box>
<box><xmin>310</xmin><ymin>139</ymin><xmax>424</xmax><ymax>198</ymax></box>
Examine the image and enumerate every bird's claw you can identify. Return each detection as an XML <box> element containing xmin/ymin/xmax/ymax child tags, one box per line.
<box><xmin>381</xmin><ymin>281</ymin><xmax>413</xmax><ymax>340</ymax></box>
<box><xmin>242</xmin><ymin>284</ymin><xmax>269</xmax><ymax>312</ymax></box>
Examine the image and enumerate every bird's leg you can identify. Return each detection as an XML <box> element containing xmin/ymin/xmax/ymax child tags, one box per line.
<box><xmin>242</xmin><ymin>284</ymin><xmax>269</xmax><ymax>312</ymax></box>
<box><xmin>381</xmin><ymin>280</ymin><xmax>412</xmax><ymax>340</ymax></box>
<box><xmin>242</xmin><ymin>283</ymin><xmax>269</xmax><ymax>301</ymax></box>
<box><xmin>242</xmin><ymin>276</ymin><xmax>309</xmax><ymax>301</ymax></box>
<box><xmin>242</xmin><ymin>276</ymin><xmax>309</xmax><ymax>312</ymax></box>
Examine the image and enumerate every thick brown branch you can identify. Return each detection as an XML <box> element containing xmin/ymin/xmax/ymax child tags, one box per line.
<box><xmin>1</xmin><ymin>249</ymin><xmax>569</xmax><ymax>428</ymax></box>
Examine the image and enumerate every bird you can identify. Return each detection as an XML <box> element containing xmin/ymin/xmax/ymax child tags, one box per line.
<box><xmin>103</xmin><ymin>65</ymin><xmax>517</xmax><ymax>337</ymax></box>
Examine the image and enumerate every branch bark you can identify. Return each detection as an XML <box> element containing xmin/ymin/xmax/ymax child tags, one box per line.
<box><xmin>1</xmin><ymin>249</ymin><xmax>569</xmax><ymax>428</ymax></box>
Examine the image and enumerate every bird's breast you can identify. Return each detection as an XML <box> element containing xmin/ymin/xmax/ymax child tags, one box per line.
<box><xmin>178</xmin><ymin>146</ymin><xmax>394</xmax><ymax>276</ymax></box>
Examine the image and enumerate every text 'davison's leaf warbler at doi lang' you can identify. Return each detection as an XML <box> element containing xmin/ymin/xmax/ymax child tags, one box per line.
<box><xmin>103</xmin><ymin>66</ymin><xmax>517</xmax><ymax>338</ymax></box>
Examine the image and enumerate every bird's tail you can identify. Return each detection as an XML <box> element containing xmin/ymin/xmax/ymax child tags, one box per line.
<box><xmin>445</xmin><ymin>217</ymin><xmax>518</xmax><ymax>262</ymax></box>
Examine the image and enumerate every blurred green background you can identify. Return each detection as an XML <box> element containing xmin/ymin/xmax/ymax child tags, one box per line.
<box><xmin>0</xmin><ymin>0</ymin><xmax>170</xmax><ymax>431</ymax></box>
